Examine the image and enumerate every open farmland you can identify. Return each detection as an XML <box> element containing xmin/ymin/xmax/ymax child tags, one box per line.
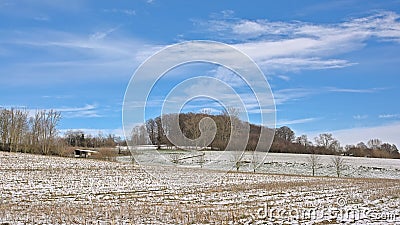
<box><xmin>118</xmin><ymin>150</ymin><xmax>400</xmax><ymax>179</ymax></box>
<box><xmin>0</xmin><ymin>151</ymin><xmax>399</xmax><ymax>224</ymax></box>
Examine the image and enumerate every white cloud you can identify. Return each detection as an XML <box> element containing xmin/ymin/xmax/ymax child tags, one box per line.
<box><xmin>103</xmin><ymin>9</ymin><xmax>136</xmax><ymax>16</ymax></box>
<box><xmin>90</xmin><ymin>26</ymin><xmax>120</xmax><ymax>41</ymax></box>
<box><xmin>303</xmin><ymin>122</ymin><xmax>400</xmax><ymax>148</ymax></box>
<box><xmin>54</xmin><ymin>104</ymin><xmax>96</xmax><ymax>112</ymax></box>
<box><xmin>353</xmin><ymin>115</ymin><xmax>368</xmax><ymax>120</ymax></box>
<box><xmin>333</xmin><ymin>123</ymin><xmax>400</xmax><ymax>147</ymax></box>
<box><xmin>327</xmin><ymin>87</ymin><xmax>385</xmax><ymax>93</ymax></box>
<box><xmin>272</xmin><ymin>86</ymin><xmax>386</xmax><ymax>107</ymax></box>
<box><xmin>213</xmin><ymin>66</ymin><xmax>244</xmax><ymax>87</ymax></box>
<box><xmin>273</xmin><ymin>88</ymin><xmax>315</xmax><ymax>105</ymax></box>
<box><xmin>232</xmin><ymin>20</ymin><xmax>267</xmax><ymax>36</ymax></box>
<box><xmin>277</xmin><ymin>75</ymin><xmax>290</xmax><ymax>81</ymax></box>
<box><xmin>277</xmin><ymin>117</ymin><xmax>318</xmax><ymax>126</ymax></box>
<box><xmin>379</xmin><ymin>114</ymin><xmax>400</xmax><ymax>119</ymax></box>
<box><xmin>0</xmin><ymin>29</ymin><xmax>151</xmax><ymax>87</ymax></box>
<box><xmin>27</xmin><ymin>104</ymin><xmax>102</xmax><ymax>118</ymax></box>
<box><xmin>201</xmin><ymin>11</ymin><xmax>400</xmax><ymax>73</ymax></box>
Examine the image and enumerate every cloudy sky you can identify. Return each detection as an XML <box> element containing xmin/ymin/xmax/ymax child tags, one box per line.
<box><xmin>1</xmin><ymin>0</ymin><xmax>400</xmax><ymax>146</ymax></box>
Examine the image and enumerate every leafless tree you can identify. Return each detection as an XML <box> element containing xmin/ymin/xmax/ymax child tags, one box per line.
<box><xmin>367</xmin><ymin>138</ymin><xmax>382</xmax><ymax>150</ymax></box>
<box><xmin>44</xmin><ymin>110</ymin><xmax>61</xmax><ymax>155</ymax></box>
<box><xmin>31</xmin><ymin>110</ymin><xmax>61</xmax><ymax>155</ymax></box>
<box><xmin>0</xmin><ymin>109</ymin><xmax>11</xmax><ymax>151</ymax></box>
<box><xmin>146</xmin><ymin>119</ymin><xmax>157</xmax><ymax>145</ymax></box>
<box><xmin>315</xmin><ymin>133</ymin><xmax>340</xmax><ymax>151</ymax></box>
<box><xmin>308</xmin><ymin>153</ymin><xmax>320</xmax><ymax>176</ymax></box>
<box><xmin>250</xmin><ymin>151</ymin><xmax>259</xmax><ymax>173</ymax></box>
<box><xmin>276</xmin><ymin>126</ymin><xmax>295</xmax><ymax>142</ymax></box>
<box><xmin>331</xmin><ymin>155</ymin><xmax>346</xmax><ymax>178</ymax></box>
<box><xmin>131</xmin><ymin>124</ymin><xmax>149</xmax><ymax>145</ymax></box>
<box><xmin>0</xmin><ymin>108</ymin><xmax>28</xmax><ymax>152</ymax></box>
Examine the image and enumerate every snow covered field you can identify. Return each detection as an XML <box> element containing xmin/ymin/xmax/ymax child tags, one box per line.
<box><xmin>118</xmin><ymin>150</ymin><xmax>400</xmax><ymax>179</ymax></box>
<box><xmin>258</xmin><ymin>152</ymin><xmax>400</xmax><ymax>179</ymax></box>
<box><xmin>0</xmin><ymin>151</ymin><xmax>399</xmax><ymax>224</ymax></box>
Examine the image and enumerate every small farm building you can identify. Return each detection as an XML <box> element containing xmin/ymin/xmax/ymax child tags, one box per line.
<box><xmin>74</xmin><ymin>149</ymin><xmax>98</xmax><ymax>158</ymax></box>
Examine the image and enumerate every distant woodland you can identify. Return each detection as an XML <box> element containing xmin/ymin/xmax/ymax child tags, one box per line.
<box><xmin>0</xmin><ymin>108</ymin><xmax>122</xmax><ymax>157</ymax></box>
<box><xmin>133</xmin><ymin>112</ymin><xmax>400</xmax><ymax>159</ymax></box>
<box><xmin>1</xmin><ymin>108</ymin><xmax>399</xmax><ymax>159</ymax></box>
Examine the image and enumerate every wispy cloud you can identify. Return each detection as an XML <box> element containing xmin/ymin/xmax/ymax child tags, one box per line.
<box><xmin>272</xmin><ymin>86</ymin><xmax>386</xmax><ymax>105</ymax></box>
<box><xmin>213</xmin><ymin>66</ymin><xmax>245</xmax><ymax>87</ymax></box>
<box><xmin>379</xmin><ymin>114</ymin><xmax>400</xmax><ymax>119</ymax></box>
<box><xmin>17</xmin><ymin>104</ymin><xmax>102</xmax><ymax>119</ymax></box>
<box><xmin>103</xmin><ymin>8</ymin><xmax>136</xmax><ymax>16</ymax></box>
<box><xmin>327</xmin><ymin>87</ymin><xmax>386</xmax><ymax>93</ymax></box>
<box><xmin>196</xmin><ymin>11</ymin><xmax>400</xmax><ymax>73</ymax></box>
<box><xmin>0</xmin><ymin>29</ymin><xmax>150</xmax><ymax>86</ymax></box>
<box><xmin>277</xmin><ymin>117</ymin><xmax>318</xmax><ymax>126</ymax></box>
<box><xmin>277</xmin><ymin>75</ymin><xmax>290</xmax><ymax>81</ymax></box>
<box><xmin>90</xmin><ymin>26</ymin><xmax>120</xmax><ymax>40</ymax></box>
<box><xmin>42</xmin><ymin>95</ymin><xmax>73</xmax><ymax>99</ymax></box>
<box><xmin>273</xmin><ymin>88</ymin><xmax>315</xmax><ymax>105</ymax></box>
<box><xmin>353</xmin><ymin>114</ymin><xmax>368</xmax><ymax>120</ymax></box>
<box><xmin>55</xmin><ymin>104</ymin><xmax>102</xmax><ymax>118</ymax></box>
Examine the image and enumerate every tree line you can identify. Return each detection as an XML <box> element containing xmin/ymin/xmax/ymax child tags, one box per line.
<box><xmin>1</xmin><ymin>108</ymin><xmax>398</xmax><ymax>159</ymax></box>
<box><xmin>273</xmin><ymin>126</ymin><xmax>399</xmax><ymax>159</ymax></box>
<box><xmin>131</xmin><ymin>111</ymin><xmax>273</xmax><ymax>151</ymax></box>
<box><xmin>133</xmin><ymin>112</ymin><xmax>399</xmax><ymax>159</ymax></box>
<box><xmin>0</xmin><ymin>108</ymin><xmax>61</xmax><ymax>155</ymax></box>
<box><xmin>0</xmin><ymin>108</ymin><xmax>121</xmax><ymax>156</ymax></box>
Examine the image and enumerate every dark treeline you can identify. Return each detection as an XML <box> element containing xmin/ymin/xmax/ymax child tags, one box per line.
<box><xmin>139</xmin><ymin>112</ymin><xmax>272</xmax><ymax>151</ymax></box>
<box><xmin>0</xmin><ymin>108</ymin><xmax>123</xmax><ymax>156</ymax></box>
<box><xmin>64</xmin><ymin>130</ymin><xmax>124</xmax><ymax>148</ymax></box>
<box><xmin>136</xmin><ymin>112</ymin><xmax>400</xmax><ymax>159</ymax></box>
<box><xmin>2</xmin><ymin>108</ymin><xmax>398</xmax><ymax>159</ymax></box>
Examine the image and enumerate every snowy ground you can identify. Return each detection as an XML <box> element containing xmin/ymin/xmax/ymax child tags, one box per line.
<box><xmin>119</xmin><ymin>150</ymin><xmax>400</xmax><ymax>179</ymax></box>
<box><xmin>0</xmin><ymin>151</ymin><xmax>399</xmax><ymax>224</ymax></box>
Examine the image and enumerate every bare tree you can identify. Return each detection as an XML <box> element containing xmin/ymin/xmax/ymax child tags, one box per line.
<box><xmin>296</xmin><ymin>134</ymin><xmax>312</xmax><ymax>152</ymax></box>
<box><xmin>250</xmin><ymin>151</ymin><xmax>259</xmax><ymax>173</ymax></box>
<box><xmin>33</xmin><ymin>110</ymin><xmax>61</xmax><ymax>155</ymax></box>
<box><xmin>276</xmin><ymin>126</ymin><xmax>295</xmax><ymax>143</ymax></box>
<box><xmin>10</xmin><ymin>109</ymin><xmax>28</xmax><ymax>152</ymax></box>
<box><xmin>308</xmin><ymin>153</ymin><xmax>320</xmax><ymax>176</ymax></box>
<box><xmin>131</xmin><ymin>124</ymin><xmax>149</xmax><ymax>145</ymax></box>
<box><xmin>331</xmin><ymin>155</ymin><xmax>346</xmax><ymax>178</ymax></box>
<box><xmin>315</xmin><ymin>133</ymin><xmax>340</xmax><ymax>151</ymax></box>
<box><xmin>232</xmin><ymin>151</ymin><xmax>244</xmax><ymax>172</ymax></box>
<box><xmin>0</xmin><ymin>108</ymin><xmax>28</xmax><ymax>152</ymax></box>
<box><xmin>145</xmin><ymin>119</ymin><xmax>157</xmax><ymax>145</ymax></box>
<box><xmin>367</xmin><ymin>138</ymin><xmax>382</xmax><ymax>150</ymax></box>
<box><xmin>0</xmin><ymin>109</ymin><xmax>10</xmax><ymax>151</ymax></box>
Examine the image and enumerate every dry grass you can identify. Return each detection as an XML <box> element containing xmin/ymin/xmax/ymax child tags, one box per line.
<box><xmin>0</xmin><ymin>151</ymin><xmax>399</xmax><ymax>224</ymax></box>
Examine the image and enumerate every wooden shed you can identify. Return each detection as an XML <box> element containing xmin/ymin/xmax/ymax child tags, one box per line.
<box><xmin>74</xmin><ymin>149</ymin><xmax>98</xmax><ymax>158</ymax></box>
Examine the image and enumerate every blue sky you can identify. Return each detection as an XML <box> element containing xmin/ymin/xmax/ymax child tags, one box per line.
<box><xmin>1</xmin><ymin>0</ymin><xmax>400</xmax><ymax>146</ymax></box>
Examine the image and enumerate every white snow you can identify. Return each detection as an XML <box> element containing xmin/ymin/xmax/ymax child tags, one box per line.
<box><xmin>0</xmin><ymin>151</ymin><xmax>398</xmax><ymax>224</ymax></box>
